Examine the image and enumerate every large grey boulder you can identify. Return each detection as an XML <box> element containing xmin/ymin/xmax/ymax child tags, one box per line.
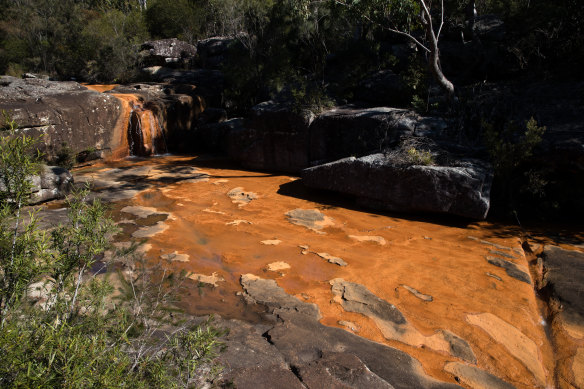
<box><xmin>302</xmin><ymin>153</ymin><xmax>493</xmax><ymax>219</ymax></box>
<box><xmin>309</xmin><ymin>106</ymin><xmax>447</xmax><ymax>165</ymax></box>
<box><xmin>0</xmin><ymin>76</ymin><xmax>122</xmax><ymax>161</ymax></box>
<box><xmin>31</xmin><ymin>165</ymin><xmax>74</xmax><ymax>204</ymax></box>
<box><xmin>140</xmin><ymin>38</ymin><xmax>197</xmax><ymax>67</ymax></box>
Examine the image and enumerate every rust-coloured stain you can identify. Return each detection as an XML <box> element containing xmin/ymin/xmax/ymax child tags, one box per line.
<box><xmin>75</xmin><ymin>155</ymin><xmax>581</xmax><ymax>389</ymax></box>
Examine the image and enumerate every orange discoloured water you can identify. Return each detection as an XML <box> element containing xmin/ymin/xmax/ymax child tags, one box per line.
<box><xmin>72</xmin><ymin>155</ymin><xmax>583</xmax><ymax>389</ymax></box>
<box><xmin>109</xmin><ymin>94</ymin><xmax>166</xmax><ymax>159</ymax></box>
<box><xmin>83</xmin><ymin>84</ymin><xmax>119</xmax><ymax>93</ymax></box>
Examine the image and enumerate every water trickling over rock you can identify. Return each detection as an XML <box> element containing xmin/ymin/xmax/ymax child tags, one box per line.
<box><xmin>112</xmin><ymin>94</ymin><xmax>168</xmax><ymax>158</ymax></box>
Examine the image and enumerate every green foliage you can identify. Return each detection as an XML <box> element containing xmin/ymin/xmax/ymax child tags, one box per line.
<box><xmin>0</xmin><ymin>119</ymin><xmax>225</xmax><ymax>387</ymax></box>
<box><xmin>145</xmin><ymin>0</ymin><xmax>206</xmax><ymax>43</ymax></box>
<box><xmin>483</xmin><ymin>117</ymin><xmax>547</xmax><ymax>215</ymax></box>
<box><xmin>483</xmin><ymin>117</ymin><xmax>546</xmax><ymax>175</ymax></box>
<box><xmin>290</xmin><ymin>80</ymin><xmax>335</xmax><ymax>114</ymax></box>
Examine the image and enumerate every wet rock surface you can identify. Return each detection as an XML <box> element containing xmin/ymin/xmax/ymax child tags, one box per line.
<box><xmin>540</xmin><ymin>245</ymin><xmax>584</xmax><ymax>389</ymax></box>
<box><xmin>330</xmin><ymin>279</ymin><xmax>476</xmax><ymax>364</ymax></box>
<box><xmin>485</xmin><ymin>256</ymin><xmax>531</xmax><ymax>284</ymax></box>
<box><xmin>302</xmin><ymin>153</ymin><xmax>493</xmax><ymax>219</ymax></box>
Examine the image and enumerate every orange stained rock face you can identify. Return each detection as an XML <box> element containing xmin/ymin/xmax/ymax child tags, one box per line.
<box><xmin>75</xmin><ymin>156</ymin><xmax>571</xmax><ymax>389</ymax></box>
<box><xmin>109</xmin><ymin>94</ymin><xmax>166</xmax><ymax>159</ymax></box>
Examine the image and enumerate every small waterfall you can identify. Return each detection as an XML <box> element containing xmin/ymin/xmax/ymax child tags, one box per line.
<box><xmin>114</xmin><ymin>95</ymin><xmax>168</xmax><ymax>157</ymax></box>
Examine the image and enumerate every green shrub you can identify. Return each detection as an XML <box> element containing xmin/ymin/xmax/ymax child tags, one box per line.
<box><xmin>0</xmin><ymin>115</ymin><xmax>225</xmax><ymax>388</ymax></box>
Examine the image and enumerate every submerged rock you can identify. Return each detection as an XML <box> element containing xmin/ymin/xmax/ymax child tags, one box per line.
<box><xmin>302</xmin><ymin>153</ymin><xmax>493</xmax><ymax>219</ymax></box>
<box><xmin>330</xmin><ymin>278</ymin><xmax>476</xmax><ymax>364</ymax></box>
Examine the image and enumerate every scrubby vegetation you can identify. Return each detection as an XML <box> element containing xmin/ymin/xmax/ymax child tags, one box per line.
<box><xmin>0</xmin><ymin>115</ymin><xmax>225</xmax><ymax>388</ymax></box>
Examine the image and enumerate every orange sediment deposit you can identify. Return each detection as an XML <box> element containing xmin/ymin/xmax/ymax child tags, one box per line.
<box><xmin>75</xmin><ymin>155</ymin><xmax>573</xmax><ymax>388</ymax></box>
<box><xmin>83</xmin><ymin>84</ymin><xmax>119</xmax><ymax>93</ymax></box>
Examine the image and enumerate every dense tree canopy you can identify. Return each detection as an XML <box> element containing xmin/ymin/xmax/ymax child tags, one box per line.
<box><xmin>0</xmin><ymin>0</ymin><xmax>581</xmax><ymax>90</ymax></box>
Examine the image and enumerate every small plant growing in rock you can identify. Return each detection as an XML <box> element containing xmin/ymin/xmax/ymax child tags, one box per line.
<box><xmin>406</xmin><ymin>147</ymin><xmax>435</xmax><ymax>166</ymax></box>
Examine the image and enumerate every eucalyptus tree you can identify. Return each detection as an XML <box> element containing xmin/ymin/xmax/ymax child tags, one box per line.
<box><xmin>293</xmin><ymin>0</ymin><xmax>455</xmax><ymax>96</ymax></box>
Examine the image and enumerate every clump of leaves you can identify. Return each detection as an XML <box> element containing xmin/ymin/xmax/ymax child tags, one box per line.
<box><xmin>483</xmin><ymin>116</ymin><xmax>547</xmax><ymax>215</ymax></box>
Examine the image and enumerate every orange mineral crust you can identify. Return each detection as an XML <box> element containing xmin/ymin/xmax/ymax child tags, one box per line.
<box><xmin>75</xmin><ymin>155</ymin><xmax>574</xmax><ymax>389</ymax></box>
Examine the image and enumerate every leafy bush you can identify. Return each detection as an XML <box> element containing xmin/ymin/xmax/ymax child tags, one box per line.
<box><xmin>0</xmin><ymin>115</ymin><xmax>225</xmax><ymax>388</ymax></box>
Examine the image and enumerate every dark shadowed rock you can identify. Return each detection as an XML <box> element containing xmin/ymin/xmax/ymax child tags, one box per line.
<box><xmin>196</xmin><ymin>36</ymin><xmax>238</xmax><ymax>69</ymax></box>
<box><xmin>541</xmin><ymin>246</ymin><xmax>584</xmax><ymax>324</ymax></box>
<box><xmin>197</xmin><ymin>118</ymin><xmax>244</xmax><ymax>153</ymax></box>
<box><xmin>140</xmin><ymin>68</ymin><xmax>224</xmax><ymax>107</ymax></box>
<box><xmin>228</xmin><ymin>101</ymin><xmax>315</xmax><ymax>173</ymax></box>
<box><xmin>485</xmin><ymin>256</ymin><xmax>531</xmax><ymax>284</ymax></box>
<box><xmin>140</xmin><ymin>38</ymin><xmax>197</xmax><ymax>67</ymax></box>
<box><xmin>302</xmin><ymin>153</ymin><xmax>493</xmax><ymax>219</ymax></box>
<box><xmin>309</xmin><ymin>106</ymin><xmax>447</xmax><ymax>165</ymax></box>
<box><xmin>0</xmin><ymin>76</ymin><xmax>122</xmax><ymax>161</ymax></box>
<box><xmin>354</xmin><ymin>70</ymin><xmax>409</xmax><ymax>107</ymax></box>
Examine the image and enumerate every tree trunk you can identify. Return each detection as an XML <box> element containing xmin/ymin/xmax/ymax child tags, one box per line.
<box><xmin>429</xmin><ymin>49</ymin><xmax>455</xmax><ymax>97</ymax></box>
